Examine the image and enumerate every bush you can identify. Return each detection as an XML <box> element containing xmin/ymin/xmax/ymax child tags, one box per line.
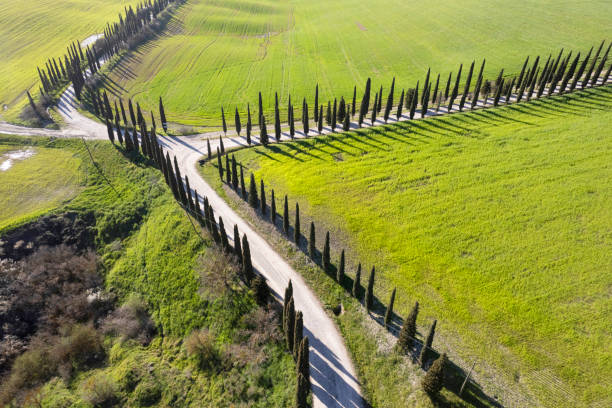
<box><xmin>54</xmin><ymin>325</ymin><xmax>105</xmax><ymax>375</ymax></box>
<box><xmin>133</xmin><ymin>378</ymin><xmax>161</xmax><ymax>406</ymax></box>
<box><xmin>102</xmin><ymin>295</ymin><xmax>155</xmax><ymax>345</ymax></box>
<box><xmin>80</xmin><ymin>373</ymin><xmax>119</xmax><ymax>407</ymax></box>
<box><xmin>185</xmin><ymin>329</ymin><xmax>220</xmax><ymax>371</ymax></box>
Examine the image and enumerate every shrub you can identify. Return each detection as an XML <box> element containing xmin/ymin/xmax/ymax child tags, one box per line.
<box><xmin>133</xmin><ymin>378</ymin><xmax>162</xmax><ymax>407</ymax></box>
<box><xmin>80</xmin><ymin>373</ymin><xmax>120</xmax><ymax>407</ymax></box>
<box><xmin>54</xmin><ymin>324</ymin><xmax>105</xmax><ymax>374</ymax></box>
<box><xmin>102</xmin><ymin>295</ymin><xmax>156</xmax><ymax>345</ymax></box>
<box><xmin>185</xmin><ymin>329</ymin><xmax>220</xmax><ymax>371</ymax></box>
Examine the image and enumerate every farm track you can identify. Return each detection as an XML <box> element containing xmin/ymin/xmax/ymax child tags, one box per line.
<box><xmin>0</xmin><ymin>68</ymin><xmax>610</xmax><ymax>407</ymax></box>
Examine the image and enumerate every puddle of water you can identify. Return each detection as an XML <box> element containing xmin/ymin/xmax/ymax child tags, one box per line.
<box><xmin>81</xmin><ymin>33</ymin><xmax>104</xmax><ymax>48</ymax></box>
<box><xmin>0</xmin><ymin>148</ymin><xmax>36</xmax><ymax>171</ymax></box>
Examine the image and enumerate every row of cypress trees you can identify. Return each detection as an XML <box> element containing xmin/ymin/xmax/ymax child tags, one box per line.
<box><xmin>214</xmin><ymin>40</ymin><xmax>610</xmax><ymax>145</ymax></box>
<box><xmin>36</xmin><ymin>0</ymin><xmax>176</xmax><ymax>102</ymax></box>
<box><xmin>215</xmin><ymin>160</ymin><xmax>450</xmax><ymax>392</ymax></box>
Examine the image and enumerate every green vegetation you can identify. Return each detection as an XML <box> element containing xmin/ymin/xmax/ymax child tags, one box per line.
<box><xmin>104</xmin><ymin>0</ymin><xmax>612</xmax><ymax>126</ymax></box>
<box><xmin>0</xmin><ymin>139</ymin><xmax>82</xmax><ymax>232</ymax></box>
<box><xmin>0</xmin><ymin>0</ymin><xmax>131</xmax><ymax>120</ymax></box>
<box><xmin>200</xmin><ymin>86</ymin><xmax>612</xmax><ymax>407</ymax></box>
<box><xmin>0</xmin><ymin>135</ymin><xmax>295</xmax><ymax>407</ymax></box>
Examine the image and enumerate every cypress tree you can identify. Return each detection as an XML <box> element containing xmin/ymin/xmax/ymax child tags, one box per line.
<box><xmin>253</xmin><ymin>275</ymin><xmax>270</xmax><ymax>306</ymax></box>
<box><xmin>337</xmin><ymin>249</ymin><xmax>345</xmax><ymax>283</ymax></box>
<box><xmin>505</xmin><ymin>77</ymin><xmax>516</xmax><ymax>104</ymax></box>
<box><xmin>225</xmin><ymin>154</ymin><xmax>231</xmax><ymax>184</ymax></box>
<box><xmin>410</xmin><ymin>82</ymin><xmax>419</xmax><ymax>120</ymax></box>
<box><xmin>384</xmin><ymin>288</ymin><xmax>396</xmax><ymax>328</ymax></box>
<box><xmin>560</xmin><ymin>52</ymin><xmax>581</xmax><ymax>94</ymax></box>
<box><xmin>185</xmin><ymin>176</ymin><xmax>194</xmax><ymax>210</ymax></box>
<box><xmin>444</xmin><ymin>71</ymin><xmax>452</xmax><ymax>101</ymax></box>
<box><xmin>314</xmin><ymin>84</ymin><xmax>319</xmax><ymax>123</ymax></box>
<box><xmin>233</xmin><ymin>224</ymin><xmax>242</xmax><ymax>263</ymax></box>
<box><xmin>260</xmin><ymin>115</ymin><xmax>269</xmax><ymax>146</ymax></box>
<box><xmin>283</xmin><ymin>195</ymin><xmax>290</xmax><ymax>235</ymax></box>
<box><xmin>258</xmin><ymin>92</ymin><xmax>263</xmax><ymax>125</ymax></box>
<box><xmin>242</xmin><ymin>234</ymin><xmax>254</xmax><ymax>284</ymax></box>
<box><xmin>174</xmin><ymin>157</ymin><xmax>187</xmax><ymax>205</ymax></box>
<box><xmin>516</xmin><ymin>67</ymin><xmax>530</xmax><ymax>103</ymax></box>
<box><xmin>377</xmin><ymin>86</ymin><xmax>383</xmax><ymax>113</ymax></box>
<box><xmin>271</xmin><ymin>189</ymin><xmax>277</xmax><ymax>225</ymax></box>
<box><xmin>482</xmin><ymin>79</ymin><xmax>492</xmax><ymax>105</ymax></box>
<box><xmin>322</xmin><ymin>231</ymin><xmax>331</xmax><ymax>273</ymax></box>
<box><xmin>284</xmin><ymin>281</ymin><xmax>293</xmax><ymax>321</ymax></box>
<box><xmin>246</xmin><ymin>104</ymin><xmax>252</xmax><ymax>144</ymax></box>
<box><xmin>448</xmin><ymin>63</ymin><xmax>462</xmax><ymax>112</ymax></box>
<box><xmin>516</xmin><ymin>56</ymin><xmax>530</xmax><ymax>91</ymax></box>
<box><xmin>235</xmin><ymin>107</ymin><xmax>241</xmax><ymax>135</ymax></box>
<box><xmin>422</xmin><ymin>353</ymin><xmax>447</xmax><ymax>396</ymax></box>
<box><xmin>352</xmin><ymin>263</ymin><xmax>362</xmax><ymax>299</ymax></box>
<box><xmin>240</xmin><ymin>166</ymin><xmax>246</xmax><ymax>197</ymax></box>
<box><xmin>397</xmin><ymin>301</ymin><xmax>419</xmax><ymax>352</ymax></box>
<box><xmin>384</xmin><ymin>77</ymin><xmax>395</xmax><ymax>122</ymax></box>
<box><xmin>332</xmin><ymin>98</ymin><xmax>337</xmax><ymax>131</ymax></box>
<box><xmin>293</xmin><ymin>311</ymin><xmax>303</xmax><ymax>359</ymax></box>
<box><xmin>493</xmin><ymin>78</ymin><xmax>504</xmax><ymax>106</ymax></box>
<box><xmin>221</xmin><ymin>108</ymin><xmax>227</xmax><ymax>135</ymax></box>
<box><xmin>207</xmin><ymin>139</ymin><xmax>212</xmax><ymax>160</ymax></box>
<box><xmin>105</xmin><ymin>118</ymin><xmax>115</xmax><ymax>143</ymax></box>
<box><xmin>459</xmin><ymin>61</ymin><xmax>475</xmax><ymax>112</ymax></box>
<box><xmin>219</xmin><ymin>217</ymin><xmax>230</xmax><ymax>252</ymax></box>
<box><xmin>338</xmin><ymin>97</ymin><xmax>346</xmax><ymax>123</ymax></box>
<box><xmin>359</xmin><ymin>78</ymin><xmax>371</xmax><ymax>127</ymax></box>
<box><xmin>351</xmin><ymin>86</ymin><xmax>357</xmax><ymax>116</ymax></box>
<box><xmin>365</xmin><ymin>266</ymin><xmax>375</xmax><ymax>311</ymax></box>
<box><xmin>570</xmin><ymin>47</ymin><xmax>593</xmax><ymax>92</ymax></box>
<box><xmin>418</xmin><ymin>319</ymin><xmax>437</xmax><ymax>367</ymax></box>
<box><xmin>260</xmin><ymin>179</ymin><xmax>266</xmax><ymax>216</ymax></box>
<box><xmin>302</xmin><ymin>98</ymin><xmax>309</xmax><ymax>135</ymax></box>
<box><xmin>159</xmin><ymin>97</ymin><xmax>167</xmax><ymax>132</ymax></box>
<box><xmin>471</xmin><ymin>74</ymin><xmax>482</xmax><ymax>109</ymax></box>
<box><xmin>528</xmin><ymin>68</ymin><xmax>541</xmax><ymax>100</ymax></box>
<box><xmin>231</xmin><ymin>155</ymin><xmax>238</xmax><ymax>190</ymax></box>
<box><xmin>296</xmin><ymin>337</ymin><xmax>310</xmax><ymax>408</ymax></box>
<box><xmin>582</xmin><ymin>41</ymin><xmax>605</xmax><ymax>89</ymax></box>
<box><xmin>210</xmin><ymin>212</ymin><xmax>221</xmax><ymax>244</ymax></box>
<box><xmin>248</xmin><ymin>173</ymin><xmax>258</xmax><ymax>208</ymax></box>
<box><xmin>396</xmin><ymin>89</ymin><xmax>405</xmax><ymax>119</ymax></box>
<box><xmin>286</xmin><ymin>298</ymin><xmax>295</xmax><ymax>352</ymax></box>
<box><xmin>343</xmin><ymin>105</ymin><xmax>350</xmax><ymax>131</ymax></box>
<box><xmin>294</xmin><ymin>203</ymin><xmax>300</xmax><ymax>245</ymax></box>
<box><xmin>308</xmin><ymin>222</ymin><xmax>316</xmax><ymax>259</ymax></box>
<box><xmin>326</xmin><ymin>101</ymin><xmax>332</xmax><ymax>125</ymax></box>
<box><xmin>217</xmin><ymin>148</ymin><xmax>223</xmax><ymax>180</ymax></box>
<box><xmin>274</xmin><ymin>92</ymin><xmax>281</xmax><ymax>141</ymax></box>
<box><xmin>421</xmin><ymin>82</ymin><xmax>430</xmax><ymax>118</ymax></box>
<box><xmin>318</xmin><ymin>105</ymin><xmax>323</xmax><ymax>134</ymax></box>
<box><xmin>219</xmin><ymin>136</ymin><xmax>225</xmax><ymax>154</ymax></box>
<box><xmin>289</xmin><ymin>102</ymin><xmax>295</xmax><ymax>139</ymax></box>
<box><xmin>590</xmin><ymin>43</ymin><xmax>611</xmax><ymax>86</ymax></box>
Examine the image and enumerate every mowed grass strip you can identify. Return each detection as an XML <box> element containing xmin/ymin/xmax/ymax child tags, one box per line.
<box><xmin>218</xmin><ymin>87</ymin><xmax>612</xmax><ymax>407</ymax></box>
<box><xmin>0</xmin><ymin>0</ymin><xmax>130</xmax><ymax>115</ymax></box>
<box><xmin>106</xmin><ymin>0</ymin><xmax>612</xmax><ymax>126</ymax></box>
<box><xmin>0</xmin><ymin>141</ymin><xmax>83</xmax><ymax>231</ymax></box>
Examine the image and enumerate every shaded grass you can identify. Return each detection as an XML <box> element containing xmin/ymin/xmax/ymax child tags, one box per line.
<box><xmin>200</xmin><ymin>86</ymin><xmax>612</xmax><ymax>407</ymax></box>
<box><xmin>106</xmin><ymin>0</ymin><xmax>612</xmax><ymax>126</ymax></box>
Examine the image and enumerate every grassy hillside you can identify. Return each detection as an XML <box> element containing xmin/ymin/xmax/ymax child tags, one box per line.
<box><xmin>0</xmin><ymin>0</ymin><xmax>130</xmax><ymax>118</ymax></box>
<box><xmin>200</xmin><ymin>86</ymin><xmax>612</xmax><ymax>407</ymax></box>
<box><xmin>0</xmin><ymin>142</ymin><xmax>83</xmax><ymax>231</ymax></box>
<box><xmin>104</xmin><ymin>0</ymin><xmax>612</xmax><ymax>126</ymax></box>
<box><xmin>0</xmin><ymin>136</ymin><xmax>295</xmax><ymax>407</ymax></box>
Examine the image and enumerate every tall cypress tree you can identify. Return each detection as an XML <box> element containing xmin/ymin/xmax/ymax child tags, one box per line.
<box><xmin>384</xmin><ymin>288</ymin><xmax>396</xmax><ymax>327</ymax></box>
<box><xmin>332</xmin><ymin>98</ymin><xmax>337</xmax><ymax>132</ymax></box>
<box><xmin>323</xmin><ymin>232</ymin><xmax>331</xmax><ymax>273</ymax></box>
<box><xmin>318</xmin><ymin>105</ymin><xmax>323</xmax><ymax>134</ymax></box>
<box><xmin>459</xmin><ymin>60</ymin><xmax>475</xmax><ymax>111</ymax></box>
<box><xmin>397</xmin><ymin>301</ymin><xmax>419</xmax><ymax>352</ymax></box>
<box><xmin>351</xmin><ymin>86</ymin><xmax>357</xmax><ymax>116</ymax></box>
<box><xmin>409</xmin><ymin>82</ymin><xmax>419</xmax><ymax>120</ymax></box>
<box><xmin>225</xmin><ymin>154</ymin><xmax>231</xmax><ymax>185</ymax></box>
<box><xmin>240</xmin><ymin>166</ymin><xmax>246</xmax><ymax>197</ymax></box>
<box><xmin>302</xmin><ymin>98</ymin><xmax>309</xmax><ymax>135</ymax></box>
<box><xmin>384</xmin><ymin>77</ymin><xmax>395</xmax><ymax>122</ymax></box>
<box><xmin>309</xmin><ymin>222</ymin><xmax>316</xmax><ymax>260</ymax></box>
<box><xmin>444</xmin><ymin>72</ymin><xmax>452</xmax><ymax>101</ymax></box>
<box><xmin>159</xmin><ymin>97</ymin><xmax>167</xmax><ymax>132</ymax></box>
<box><xmin>570</xmin><ymin>47</ymin><xmax>593</xmax><ymax>92</ymax></box>
<box><xmin>338</xmin><ymin>97</ymin><xmax>346</xmax><ymax>123</ymax></box>
<box><xmin>233</xmin><ymin>225</ymin><xmax>242</xmax><ymax>264</ymax></box>
<box><xmin>448</xmin><ymin>63</ymin><xmax>463</xmax><ymax>112</ymax></box>
<box><xmin>359</xmin><ymin>78</ymin><xmax>371</xmax><ymax>127</ymax></box>
<box><xmin>285</xmin><ymin>297</ymin><xmax>295</xmax><ymax>352</ymax></box>
<box><xmin>260</xmin><ymin>179</ymin><xmax>266</xmax><ymax>216</ymax></box>
<box><xmin>253</xmin><ymin>275</ymin><xmax>269</xmax><ymax>306</ymax></box>
<box><xmin>422</xmin><ymin>353</ymin><xmax>447</xmax><ymax>396</ymax></box>
<box><xmin>260</xmin><ymin>115</ymin><xmax>269</xmax><ymax>146</ymax></box>
<box><xmin>248</xmin><ymin>173</ymin><xmax>258</xmax><ymax>208</ymax></box>
<box><xmin>431</xmin><ymin>74</ymin><xmax>440</xmax><ymax>104</ymax></box>
<box><xmin>343</xmin><ymin>106</ymin><xmax>350</xmax><ymax>131</ymax></box>
<box><xmin>294</xmin><ymin>203</ymin><xmax>300</xmax><ymax>245</ymax></box>
<box><xmin>396</xmin><ymin>89</ymin><xmax>405</xmax><ymax>119</ymax></box>
<box><xmin>421</xmin><ymin>82</ymin><xmax>430</xmax><ymax>118</ymax></box>
<box><xmin>337</xmin><ymin>249</ymin><xmax>345</xmax><ymax>283</ymax></box>
<box><xmin>293</xmin><ymin>311</ymin><xmax>303</xmax><ymax>359</ymax></box>
<box><xmin>418</xmin><ymin>319</ymin><xmax>437</xmax><ymax>367</ymax></box>
<box><xmin>505</xmin><ymin>77</ymin><xmax>516</xmax><ymax>104</ymax></box>
<box><xmin>560</xmin><ymin>52</ymin><xmax>580</xmax><ymax>94</ymax></box>
<box><xmin>235</xmin><ymin>108</ymin><xmax>241</xmax><ymax>135</ymax></box>
<box><xmin>370</xmin><ymin>93</ymin><xmax>378</xmax><ymax>124</ymax></box>
<box><xmin>314</xmin><ymin>84</ymin><xmax>319</xmax><ymax>123</ymax></box>
<box><xmin>516</xmin><ymin>56</ymin><xmax>530</xmax><ymax>91</ymax></box>
<box><xmin>231</xmin><ymin>155</ymin><xmax>238</xmax><ymax>189</ymax></box>
<box><xmin>207</xmin><ymin>139</ymin><xmax>212</xmax><ymax>160</ymax></box>
<box><xmin>210</xmin><ymin>213</ymin><xmax>220</xmax><ymax>244</ymax></box>
<box><xmin>289</xmin><ymin>102</ymin><xmax>295</xmax><ymax>139</ymax></box>
<box><xmin>493</xmin><ymin>78</ymin><xmax>504</xmax><ymax>106</ymax></box>
<box><xmin>296</xmin><ymin>337</ymin><xmax>310</xmax><ymax>408</ymax></box>
<box><xmin>219</xmin><ymin>217</ymin><xmax>230</xmax><ymax>252</ymax></box>
<box><xmin>365</xmin><ymin>266</ymin><xmax>375</xmax><ymax>311</ymax></box>
<box><xmin>274</xmin><ymin>92</ymin><xmax>281</xmax><ymax>141</ymax></box>
<box><xmin>271</xmin><ymin>189</ymin><xmax>276</xmax><ymax>225</ymax></box>
<box><xmin>377</xmin><ymin>86</ymin><xmax>383</xmax><ymax>113</ymax></box>
<box><xmin>352</xmin><ymin>263</ymin><xmax>362</xmax><ymax>299</ymax></box>
<box><xmin>591</xmin><ymin>43</ymin><xmax>611</xmax><ymax>86</ymax></box>
<box><xmin>221</xmin><ymin>108</ymin><xmax>227</xmax><ymax>135</ymax></box>
<box><xmin>246</xmin><ymin>103</ymin><xmax>252</xmax><ymax>144</ymax></box>
<box><xmin>105</xmin><ymin>118</ymin><xmax>115</xmax><ymax>143</ymax></box>
<box><xmin>326</xmin><ymin>101</ymin><xmax>332</xmax><ymax>125</ymax></box>
<box><xmin>242</xmin><ymin>234</ymin><xmax>254</xmax><ymax>284</ymax></box>
<box><xmin>283</xmin><ymin>195</ymin><xmax>290</xmax><ymax>235</ymax></box>
<box><xmin>217</xmin><ymin>148</ymin><xmax>223</xmax><ymax>180</ymax></box>
<box><xmin>582</xmin><ymin>41</ymin><xmax>605</xmax><ymax>89</ymax></box>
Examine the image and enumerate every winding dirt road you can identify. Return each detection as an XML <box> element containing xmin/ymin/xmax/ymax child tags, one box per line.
<box><xmin>0</xmin><ymin>68</ymin><xmax>610</xmax><ymax>408</ymax></box>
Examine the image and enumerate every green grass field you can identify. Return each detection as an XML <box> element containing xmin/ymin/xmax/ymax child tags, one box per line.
<box><xmin>0</xmin><ymin>0</ymin><xmax>130</xmax><ymax>119</ymax></box>
<box><xmin>201</xmin><ymin>86</ymin><xmax>612</xmax><ymax>407</ymax></box>
<box><xmin>0</xmin><ymin>140</ymin><xmax>83</xmax><ymax>231</ymax></box>
<box><xmin>104</xmin><ymin>0</ymin><xmax>612</xmax><ymax>127</ymax></box>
